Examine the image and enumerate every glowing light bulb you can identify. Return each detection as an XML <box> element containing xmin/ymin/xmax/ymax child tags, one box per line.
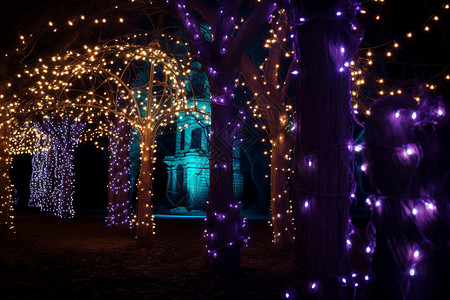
<box><xmin>414</xmin><ymin>250</ymin><xmax>419</xmax><ymax>258</ymax></box>
<box><xmin>412</xmin><ymin>112</ymin><xmax>417</xmax><ymax>120</ymax></box>
<box><xmin>412</xmin><ymin>208</ymin><xmax>418</xmax><ymax>215</ymax></box>
<box><xmin>409</xmin><ymin>268</ymin><xmax>415</xmax><ymax>276</ymax></box>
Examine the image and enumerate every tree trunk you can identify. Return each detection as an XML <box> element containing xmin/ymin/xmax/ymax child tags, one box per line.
<box><xmin>107</xmin><ymin>140</ymin><xmax>115</xmax><ymax>217</ymax></box>
<box><xmin>0</xmin><ymin>120</ymin><xmax>14</xmax><ymax>237</ymax></box>
<box><xmin>238</xmin><ymin>54</ymin><xmax>294</xmax><ymax>250</ymax></box>
<box><xmin>136</xmin><ymin>126</ymin><xmax>155</xmax><ymax>247</ymax></box>
<box><xmin>47</xmin><ymin>150</ymin><xmax>56</xmax><ymax>212</ymax></box>
<box><xmin>270</xmin><ymin>130</ymin><xmax>293</xmax><ymax>251</ymax></box>
<box><xmin>0</xmin><ymin>64</ymin><xmax>14</xmax><ymax>236</ymax></box>
<box><xmin>54</xmin><ymin>147</ymin><xmax>76</xmax><ymax>218</ymax></box>
<box><xmin>364</xmin><ymin>95</ymin><xmax>450</xmax><ymax>299</ymax></box>
<box><xmin>174</xmin><ymin>0</ymin><xmax>277</xmax><ymax>274</ymax></box>
<box><xmin>205</xmin><ymin>82</ymin><xmax>244</xmax><ymax>274</ymax></box>
<box><xmin>107</xmin><ymin>118</ymin><xmax>131</xmax><ymax>230</ymax></box>
<box><xmin>283</xmin><ymin>0</ymin><xmax>361</xmax><ymax>298</ymax></box>
<box><xmin>45</xmin><ymin>117</ymin><xmax>84</xmax><ymax>218</ymax></box>
<box><xmin>30</xmin><ymin>149</ymin><xmax>47</xmax><ymax>209</ymax></box>
<box><xmin>30</xmin><ymin>148</ymin><xmax>55</xmax><ymax>212</ymax></box>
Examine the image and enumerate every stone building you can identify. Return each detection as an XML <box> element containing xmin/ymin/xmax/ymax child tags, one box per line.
<box><xmin>164</xmin><ymin>96</ymin><xmax>243</xmax><ymax>210</ymax></box>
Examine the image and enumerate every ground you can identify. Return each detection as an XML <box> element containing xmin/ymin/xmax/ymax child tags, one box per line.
<box><xmin>0</xmin><ymin>208</ymin><xmax>370</xmax><ymax>299</ymax></box>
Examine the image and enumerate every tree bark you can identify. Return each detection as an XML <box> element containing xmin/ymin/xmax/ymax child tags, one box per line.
<box><xmin>0</xmin><ymin>72</ymin><xmax>14</xmax><ymax>236</ymax></box>
<box><xmin>54</xmin><ymin>147</ymin><xmax>76</xmax><ymax>218</ymax></box>
<box><xmin>239</xmin><ymin>52</ymin><xmax>294</xmax><ymax>251</ymax></box>
<box><xmin>107</xmin><ymin>118</ymin><xmax>131</xmax><ymax>230</ymax></box>
<box><xmin>136</xmin><ymin>126</ymin><xmax>155</xmax><ymax>247</ymax></box>
<box><xmin>107</xmin><ymin>139</ymin><xmax>115</xmax><ymax>217</ymax></box>
<box><xmin>174</xmin><ymin>0</ymin><xmax>277</xmax><ymax>274</ymax></box>
<box><xmin>364</xmin><ymin>95</ymin><xmax>450</xmax><ymax>299</ymax></box>
<box><xmin>282</xmin><ymin>0</ymin><xmax>361</xmax><ymax>298</ymax></box>
<box><xmin>0</xmin><ymin>119</ymin><xmax>14</xmax><ymax>237</ymax></box>
<box><xmin>205</xmin><ymin>82</ymin><xmax>243</xmax><ymax>273</ymax></box>
<box><xmin>30</xmin><ymin>149</ymin><xmax>47</xmax><ymax>209</ymax></box>
<box><xmin>38</xmin><ymin>117</ymin><xmax>84</xmax><ymax>218</ymax></box>
<box><xmin>270</xmin><ymin>130</ymin><xmax>293</xmax><ymax>251</ymax></box>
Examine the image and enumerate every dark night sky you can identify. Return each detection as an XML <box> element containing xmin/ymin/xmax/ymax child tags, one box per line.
<box><xmin>358</xmin><ymin>0</ymin><xmax>450</xmax><ymax>99</ymax></box>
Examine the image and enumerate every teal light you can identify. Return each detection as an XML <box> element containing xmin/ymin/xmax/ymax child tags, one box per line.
<box><xmin>154</xmin><ymin>214</ymin><xmax>205</xmax><ymax>219</ymax></box>
<box><xmin>154</xmin><ymin>214</ymin><xmax>270</xmax><ymax>220</ymax></box>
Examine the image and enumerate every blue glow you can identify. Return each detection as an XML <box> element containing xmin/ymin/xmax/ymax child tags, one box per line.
<box><xmin>154</xmin><ymin>214</ymin><xmax>205</xmax><ymax>219</ymax></box>
<box><xmin>154</xmin><ymin>214</ymin><xmax>269</xmax><ymax>220</ymax></box>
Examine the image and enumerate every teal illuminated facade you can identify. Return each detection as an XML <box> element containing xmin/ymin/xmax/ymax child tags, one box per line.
<box><xmin>164</xmin><ymin>96</ymin><xmax>243</xmax><ymax>210</ymax></box>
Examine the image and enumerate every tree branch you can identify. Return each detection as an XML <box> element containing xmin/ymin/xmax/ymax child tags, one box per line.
<box><xmin>173</xmin><ymin>0</ymin><xmax>212</xmax><ymax>61</ymax></box>
<box><xmin>221</xmin><ymin>0</ymin><xmax>277</xmax><ymax>74</ymax></box>
<box><xmin>264</xmin><ymin>11</ymin><xmax>289</xmax><ymax>88</ymax></box>
<box><xmin>211</xmin><ymin>0</ymin><xmax>244</xmax><ymax>57</ymax></box>
<box><xmin>238</xmin><ymin>53</ymin><xmax>264</xmax><ymax>94</ymax></box>
<box><xmin>186</xmin><ymin>0</ymin><xmax>216</xmax><ymax>23</ymax></box>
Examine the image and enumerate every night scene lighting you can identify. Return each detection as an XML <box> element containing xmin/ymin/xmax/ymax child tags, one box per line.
<box><xmin>0</xmin><ymin>0</ymin><xmax>449</xmax><ymax>299</ymax></box>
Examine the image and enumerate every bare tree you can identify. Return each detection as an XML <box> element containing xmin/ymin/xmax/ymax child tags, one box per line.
<box><xmin>106</xmin><ymin>99</ymin><xmax>132</xmax><ymax>230</ymax></box>
<box><xmin>0</xmin><ymin>0</ymin><xmax>176</xmax><ymax>236</ymax></box>
<box><xmin>364</xmin><ymin>94</ymin><xmax>450</xmax><ymax>299</ymax></box>
<box><xmin>238</xmin><ymin>10</ymin><xmax>294</xmax><ymax>251</ymax></box>
<box><xmin>174</xmin><ymin>0</ymin><xmax>277</xmax><ymax>274</ymax></box>
<box><xmin>15</xmin><ymin>34</ymin><xmax>205</xmax><ymax>245</ymax></box>
<box><xmin>0</xmin><ymin>80</ymin><xmax>15</xmax><ymax>236</ymax></box>
<box><xmin>33</xmin><ymin>116</ymin><xmax>85</xmax><ymax>218</ymax></box>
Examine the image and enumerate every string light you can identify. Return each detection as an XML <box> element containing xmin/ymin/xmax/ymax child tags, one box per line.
<box><xmin>16</xmin><ymin>117</ymin><xmax>85</xmax><ymax>218</ymax></box>
<box><xmin>4</xmin><ymin>11</ymin><xmax>210</xmax><ymax>242</ymax></box>
<box><xmin>350</xmin><ymin>2</ymin><xmax>450</xmax><ymax>117</ymax></box>
<box><xmin>231</xmin><ymin>9</ymin><xmax>296</xmax><ymax>249</ymax></box>
<box><xmin>0</xmin><ymin>2</ymin><xmax>447</xmax><ymax>296</ymax></box>
<box><xmin>361</xmin><ymin>94</ymin><xmax>449</xmax><ymax>297</ymax></box>
<box><xmin>174</xmin><ymin>0</ymin><xmax>278</xmax><ymax>262</ymax></box>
